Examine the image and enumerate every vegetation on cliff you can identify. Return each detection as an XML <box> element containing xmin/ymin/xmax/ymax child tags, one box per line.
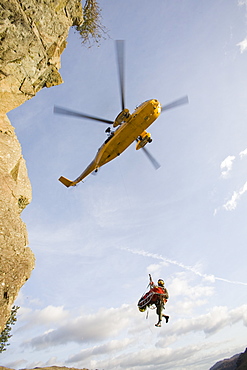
<box><xmin>76</xmin><ymin>0</ymin><xmax>107</xmax><ymax>46</ymax></box>
<box><xmin>0</xmin><ymin>305</ymin><xmax>19</xmax><ymax>353</ymax></box>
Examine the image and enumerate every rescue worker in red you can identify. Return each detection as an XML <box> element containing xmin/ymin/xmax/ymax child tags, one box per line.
<box><xmin>149</xmin><ymin>274</ymin><xmax>169</xmax><ymax>327</ymax></box>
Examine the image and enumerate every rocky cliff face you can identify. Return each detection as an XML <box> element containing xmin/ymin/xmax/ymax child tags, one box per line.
<box><xmin>0</xmin><ymin>0</ymin><xmax>83</xmax><ymax>332</ymax></box>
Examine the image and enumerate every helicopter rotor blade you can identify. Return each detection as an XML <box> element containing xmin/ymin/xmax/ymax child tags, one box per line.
<box><xmin>161</xmin><ymin>96</ymin><xmax>189</xmax><ymax>112</ymax></box>
<box><xmin>54</xmin><ymin>106</ymin><xmax>114</xmax><ymax>125</ymax></box>
<box><xmin>142</xmin><ymin>146</ymin><xmax>161</xmax><ymax>170</ymax></box>
<box><xmin>116</xmin><ymin>40</ymin><xmax>125</xmax><ymax>111</ymax></box>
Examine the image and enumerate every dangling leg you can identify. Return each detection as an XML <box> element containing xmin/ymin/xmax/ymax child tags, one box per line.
<box><xmin>162</xmin><ymin>314</ymin><xmax>169</xmax><ymax>323</ymax></box>
<box><xmin>155</xmin><ymin>299</ymin><xmax>163</xmax><ymax>327</ymax></box>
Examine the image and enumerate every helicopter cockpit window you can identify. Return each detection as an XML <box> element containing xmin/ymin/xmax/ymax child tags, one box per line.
<box><xmin>104</xmin><ymin>132</ymin><xmax>114</xmax><ymax>144</ymax></box>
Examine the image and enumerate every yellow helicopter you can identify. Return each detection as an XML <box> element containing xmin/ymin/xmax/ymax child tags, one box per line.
<box><xmin>54</xmin><ymin>41</ymin><xmax>188</xmax><ymax>187</ymax></box>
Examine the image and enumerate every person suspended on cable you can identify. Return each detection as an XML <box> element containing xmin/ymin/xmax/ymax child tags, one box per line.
<box><xmin>149</xmin><ymin>274</ymin><xmax>169</xmax><ymax>327</ymax></box>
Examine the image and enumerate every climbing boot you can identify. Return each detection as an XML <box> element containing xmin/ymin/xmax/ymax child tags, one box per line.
<box><xmin>155</xmin><ymin>321</ymin><xmax>162</xmax><ymax>327</ymax></box>
<box><xmin>163</xmin><ymin>315</ymin><xmax>169</xmax><ymax>323</ymax></box>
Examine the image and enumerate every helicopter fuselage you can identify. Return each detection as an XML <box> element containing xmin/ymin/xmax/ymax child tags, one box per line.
<box><xmin>59</xmin><ymin>99</ymin><xmax>161</xmax><ymax>187</ymax></box>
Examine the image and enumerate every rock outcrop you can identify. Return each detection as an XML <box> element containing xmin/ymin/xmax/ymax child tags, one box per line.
<box><xmin>210</xmin><ymin>348</ymin><xmax>247</xmax><ymax>370</ymax></box>
<box><xmin>0</xmin><ymin>0</ymin><xmax>83</xmax><ymax>332</ymax></box>
<box><xmin>210</xmin><ymin>353</ymin><xmax>240</xmax><ymax>370</ymax></box>
<box><xmin>0</xmin><ymin>0</ymin><xmax>83</xmax><ymax>113</ymax></box>
<box><xmin>0</xmin><ymin>367</ymin><xmax>89</xmax><ymax>370</ymax></box>
<box><xmin>236</xmin><ymin>348</ymin><xmax>247</xmax><ymax>370</ymax></box>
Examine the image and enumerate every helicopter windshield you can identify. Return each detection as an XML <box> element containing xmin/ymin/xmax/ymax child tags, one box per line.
<box><xmin>104</xmin><ymin>131</ymin><xmax>114</xmax><ymax>144</ymax></box>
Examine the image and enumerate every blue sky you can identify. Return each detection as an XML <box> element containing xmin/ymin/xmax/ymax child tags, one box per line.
<box><xmin>2</xmin><ymin>1</ymin><xmax>247</xmax><ymax>369</ymax></box>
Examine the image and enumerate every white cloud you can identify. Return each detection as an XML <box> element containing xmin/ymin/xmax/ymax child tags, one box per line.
<box><xmin>76</xmin><ymin>341</ymin><xmax>245</xmax><ymax>370</ymax></box>
<box><xmin>18</xmin><ymin>305</ymin><xmax>69</xmax><ymax>329</ymax></box>
<box><xmin>223</xmin><ymin>191</ymin><xmax>239</xmax><ymax>210</ymax></box>
<box><xmin>8</xmin><ymin>284</ymin><xmax>247</xmax><ymax>370</ymax></box>
<box><xmin>215</xmin><ymin>149</ymin><xmax>247</xmax><ymax>213</ymax></box>
<box><xmin>66</xmin><ymin>338</ymin><xmax>134</xmax><ymax>363</ymax></box>
<box><xmin>146</xmin><ymin>261</ymin><xmax>169</xmax><ymax>279</ymax></box>
<box><xmin>238</xmin><ymin>180</ymin><xmax>247</xmax><ymax>195</ymax></box>
<box><xmin>23</xmin><ymin>304</ymin><xmax>133</xmax><ymax>350</ymax></box>
<box><xmin>237</xmin><ymin>1</ymin><xmax>247</xmax><ymax>52</ymax></box>
<box><xmin>239</xmin><ymin>148</ymin><xmax>247</xmax><ymax>158</ymax></box>
<box><xmin>220</xmin><ymin>155</ymin><xmax>235</xmax><ymax>178</ymax></box>
<box><xmin>33</xmin><ymin>305</ymin><xmax>69</xmax><ymax>324</ymax></box>
<box><xmin>168</xmin><ymin>274</ymin><xmax>214</xmax><ymax>299</ymax></box>
<box><xmin>237</xmin><ymin>38</ymin><xmax>247</xmax><ymax>53</ymax></box>
<box><xmin>223</xmin><ymin>181</ymin><xmax>247</xmax><ymax>211</ymax></box>
<box><xmin>3</xmin><ymin>359</ymin><xmax>27</xmax><ymax>369</ymax></box>
<box><xmin>164</xmin><ymin>304</ymin><xmax>247</xmax><ymax>337</ymax></box>
<box><xmin>238</xmin><ymin>0</ymin><xmax>247</xmax><ymax>5</ymax></box>
<box><xmin>12</xmin><ymin>300</ymin><xmax>247</xmax><ymax>370</ymax></box>
<box><xmin>114</xmin><ymin>345</ymin><xmax>201</xmax><ymax>370</ymax></box>
<box><xmin>171</xmin><ymin>307</ymin><xmax>229</xmax><ymax>336</ymax></box>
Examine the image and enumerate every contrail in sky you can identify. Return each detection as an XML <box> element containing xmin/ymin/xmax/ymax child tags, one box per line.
<box><xmin>122</xmin><ymin>247</ymin><xmax>247</xmax><ymax>286</ymax></box>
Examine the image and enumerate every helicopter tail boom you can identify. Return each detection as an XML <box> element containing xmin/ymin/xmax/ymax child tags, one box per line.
<box><xmin>59</xmin><ymin>176</ymin><xmax>76</xmax><ymax>187</ymax></box>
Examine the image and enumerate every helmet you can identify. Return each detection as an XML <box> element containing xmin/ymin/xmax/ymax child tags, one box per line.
<box><xmin>158</xmin><ymin>279</ymin><xmax>164</xmax><ymax>287</ymax></box>
<box><xmin>139</xmin><ymin>307</ymin><xmax>146</xmax><ymax>312</ymax></box>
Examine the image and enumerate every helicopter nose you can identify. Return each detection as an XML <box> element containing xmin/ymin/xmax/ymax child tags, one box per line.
<box><xmin>152</xmin><ymin>99</ymin><xmax>161</xmax><ymax>114</ymax></box>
